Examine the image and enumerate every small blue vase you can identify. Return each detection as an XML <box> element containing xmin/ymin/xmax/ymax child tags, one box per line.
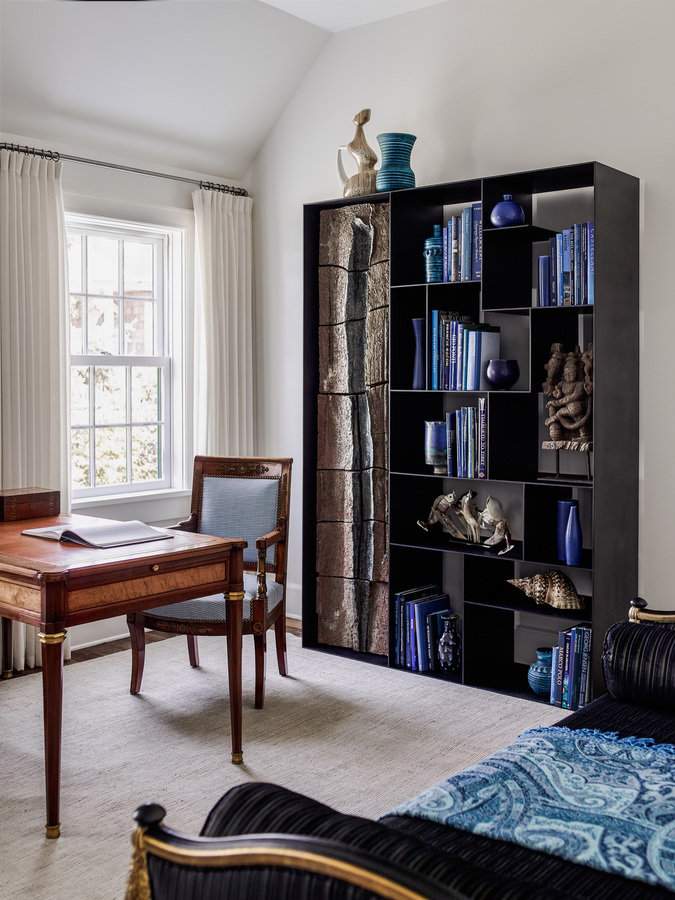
<box><xmin>376</xmin><ymin>133</ymin><xmax>416</xmax><ymax>192</ymax></box>
<box><xmin>528</xmin><ymin>647</ymin><xmax>553</xmax><ymax>696</ymax></box>
<box><xmin>565</xmin><ymin>503</ymin><xmax>583</xmax><ymax>566</ymax></box>
<box><xmin>557</xmin><ymin>499</ymin><xmax>577</xmax><ymax>562</ymax></box>
<box><xmin>485</xmin><ymin>359</ymin><xmax>520</xmax><ymax>390</ymax></box>
<box><xmin>412</xmin><ymin>318</ymin><xmax>425</xmax><ymax>389</ymax></box>
<box><xmin>424</xmin><ymin>224</ymin><xmax>443</xmax><ymax>283</ymax></box>
<box><xmin>489</xmin><ymin>194</ymin><xmax>525</xmax><ymax>227</ymax></box>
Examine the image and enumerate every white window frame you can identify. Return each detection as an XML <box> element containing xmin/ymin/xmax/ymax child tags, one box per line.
<box><xmin>66</xmin><ymin>213</ymin><xmax>189</xmax><ymax>511</ymax></box>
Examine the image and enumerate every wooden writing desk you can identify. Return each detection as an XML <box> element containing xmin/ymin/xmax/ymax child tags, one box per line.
<box><xmin>0</xmin><ymin>515</ymin><xmax>246</xmax><ymax>838</ymax></box>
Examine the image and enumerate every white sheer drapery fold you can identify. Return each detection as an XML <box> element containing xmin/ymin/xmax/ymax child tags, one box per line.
<box><xmin>0</xmin><ymin>149</ymin><xmax>71</xmax><ymax>668</ymax></box>
<box><xmin>192</xmin><ymin>189</ymin><xmax>255</xmax><ymax>456</ymax></box>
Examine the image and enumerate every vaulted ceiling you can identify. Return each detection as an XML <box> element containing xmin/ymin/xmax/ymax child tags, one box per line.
<box><xmin>0</xmin><ymin>0</ymin><xmax>445</xmax><ymax>179</ymax></box>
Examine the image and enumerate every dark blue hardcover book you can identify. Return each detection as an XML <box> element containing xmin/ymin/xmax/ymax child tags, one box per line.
<box><xmin>415</xmin><ymin>594</ymin><xmax>450</xmax><ymax>671</ymax></box>
<box><xmin>467</xmin><ymin>406</ymin><xmax>476</xmax><ymax>478</ymax></box>
<box><xmin>430</xmin><ymin>309</ymin><xmax>439</xmax><ymax>390</ymax></box>
<box><xmin>549</xmin><ymin>645</ymin><xmax>559</xmax><ymax>704</ymax></box>
<box><xmin>445</xmin><ymin>410</ymin><xmax>456</xmax><ymax>476</ymax></box>
<box><xmin>466</xmin><ymin>327</ymin><xmax>481</xmax><ymax>391</ymax></box>
<box><xmin>561</xmin><ymin>629</ymin><xmax>574</xmax><ymax>709</ymax></box>
<box><xmin>577</xmin><ymin>626</ymin><xmax>592</xmax><ymax>707</ymax></box>
<box><xmin>573</xmin><ymin>223</ymin><xmax>583</xmax><ymax>305</ymax></box>
<box><xmin>569</xmin><ymin>225</ymin><xmax>576</xmax><ymax>306</ymax></box>
<box><xmin>449</xmin><ymin>320</ymin><xmax>459</xmax><ymax>391</ymax></box>
<box><xmin>548</xmin><ymin>237</ymin><xmax>557</xmax><ymax>306</ymax></box>
<box><xmin>587</xmin><ymin>222</ymin><xmax>594</xmax><ymax>305</ymax></box>
<box><xmin>538</xmin><ymin>255</ymin><xmax>550</xmax><ymax>307</ymax></box>
<box><xmin>471</xmin><ymin>202</ymin><xmax>482</xmax><ymax>280</ymax></box>
<box><xmin>442</xmin><ymin>225</ymin><xmax>449</xmax><ymax>283</ymax></box>
<box><xmin>450</xmin><ymin>215</ymin><xmax>461</xmax><ymax>282</ymax></box>
<box><xmin>478</xmin><ymin>396</ymin><xmax>487</xmax><ymax>478</ymax></box>
<box><xmin>396</xmin><ymin>584</ymin><xmax>439</xmax><ymax>667</ymax></box>
<box><xmin>580</xmin><ymin>222</ymin><xmax>588</xmax><ymax>304</ymax></box>
<box><xmin>455</xmin><ymin>323</ymin><xmax>465</xmax><ymax>390</ymax></box>
<box><xmin>562</xmin><ymin>229</ymin><xmax>572</xmax><ymax>305</ymax></box>
<box><xmin>554</xmin><ymin>628</ymin><xmax>568</xmax><ymax>707</ymax></box>
<box><xmin>461</xmin><ymin>206</ymin><xmax>472</xmax><ymax>281</ymax></box>
<box><xmin>455</xmin><ymin>407</ymin><xmax>464</xmax><ymax>477</ymax></box>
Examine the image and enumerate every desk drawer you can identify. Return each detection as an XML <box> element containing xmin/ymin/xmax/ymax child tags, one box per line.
<box><xmin>67</xmin><ymin>562</ymin><xmax>228</xmax><ymax>614</ymax></box>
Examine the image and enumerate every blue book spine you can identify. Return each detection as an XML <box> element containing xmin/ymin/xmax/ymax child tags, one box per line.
<box><xmin>578</xmin><ymin>627</ymin><xmax>592</xmax><ymax>707</ymax></box>
<box><xmin>455</xmin><ymin>323</ymin><xmax>465</xmax><ymax>390</ymax></box>
<box><xmin>449</xmin><ymin>321</ymin><xmax>458</xmax><ymax>391</ymax></box>
<box><xmin>456</xmin><ymin>407</ymin><xmax>464</xmax><ymax>477</ymax></box>
<box><xmin>445</xmin><ymin>411</ymin><xmax>455</xmax><ymax>476</ymax></box>
<box><xmin>450</xmin><ymin>216</ymin><xmax>461</xmax><ymax>282</ymax></box>
<box><xmin>556</xmin><ymin>233</ymin><xmax>564</xmax><ymax>306</ymax></box>
<box><xmin>466</xmin><ymin>406</ymin><xmax>476</xmax><ymax>478</ymax></box>
<box><xmin>549</xmin><ymin>646</ymin><xmax>559</xmax><ymax>704</ymax></box>
<box><xmin>554</xmin><ymin>629</ymin><xmax>567</xmax><ymax>707</ymax></box>
<box><xmin>562</xmin><ymin>229</ymin><xmax>571</xmax><ymax>305</ymax></box>
<box><xmin>471</xmin><ymin>202</ymin><xmax>482</xmax><ymax>280</ymax></box>
<box><xmin>549</xmin><ymin>237</ymin><xmax>557</xmax><ymax>306</ymax></box>
<box><xmin>581</xmin><ymin>222</ymin><xmax>588</xmax><ymax>304</ymax></box>
<box><xmin>442</xmin><ymin>225</ymin><xmax>449</xmax><ymax>283</ymax></box>
<box><xmin>461</xmin><ymin>207</ymin><xmax>472</xmax><ymax>281</ymax></box>
<box><xmin>573</xmin><ymin>223</ymin><xmax>583</xmax><ymax>305</ymax></box>
<box><xmin>538</xmin><ymin>255</ymin><xmax>550</xmax><ymax>307</ymax></box>
<box><xmin>587</xmin><ymin>221</ymin><xmax>594</xmax><ymax>305</ymax></box>
<box><xmin>569</xmin><ymin>626</ymin><xmax>583</xmax><ymax>709</ymax></box>
<box><xmin>467</xmin><ymin>328</ymin><xmax>481</xmax><ymax>391</ymax></box>
<box><xmin>561</xmin><ymin>630</ymin><xmax>573</xmax><ymax>709</ymax></box>
<box><xmin>478</xmin><ymin>397</ymin><xmax>487</xmax><ymax>478</ymax></box>
<box><xmin>431</xmin><ymin>309</ymin><xmax>439</xmax><ymax>390</ymax></box>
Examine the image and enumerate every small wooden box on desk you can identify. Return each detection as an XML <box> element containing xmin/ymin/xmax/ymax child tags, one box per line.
<box><xmin>0</xmin><ymin>487</ymin><xmax>60</xmax><ymax>521</ymax></box>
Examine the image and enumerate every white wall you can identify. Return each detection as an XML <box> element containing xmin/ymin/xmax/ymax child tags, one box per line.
<box><xmin>247</xmin><ymin>0</ymin><xmax>675</xmax><ymax>611</ymax></box>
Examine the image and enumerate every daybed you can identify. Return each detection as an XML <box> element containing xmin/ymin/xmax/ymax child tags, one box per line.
<box><xmin>126</xmin><ymin>600</ymin><xmax>675</xmax><ymax>899</ymax></box>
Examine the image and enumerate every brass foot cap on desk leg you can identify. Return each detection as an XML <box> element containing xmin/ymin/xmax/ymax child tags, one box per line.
<box><xmin>2</xmin><ymin>669</ymin><xmax>13</xmax><ymax>679</ymax></box>
<box><xmin>231</xmin><ymin>752</ymin><xmax>243</xmax><ymax>765</ymax></box>
<box><xmin>45</xmin><ymin>824</ymin><xmax>60</xmax><ymax>839</ymax></box>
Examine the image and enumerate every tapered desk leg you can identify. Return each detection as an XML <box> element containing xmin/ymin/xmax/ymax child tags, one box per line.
<box><xmin>226</xmin><ymin>590</ymin><xmax>244</xmax><ymax>764</ymax></box>
<box><xmin>1</xmin><ymin>616</ymin><xmax>13</xmax><ymax>678</ymax></box>
<box><xmin>39</xmin><ymin>629</ymin><xmax>67</xmax><ymax>838</ymax></box>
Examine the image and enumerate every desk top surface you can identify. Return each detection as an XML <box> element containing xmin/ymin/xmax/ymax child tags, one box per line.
<box><xmin>0</xmin><ymin>514</ymin><xmax>246</xmax><ymax>579</ymax></box>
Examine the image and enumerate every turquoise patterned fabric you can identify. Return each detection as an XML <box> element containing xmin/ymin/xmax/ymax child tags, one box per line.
<box><xmin>386</xmin><ymin>727</ymin><xmax>675</xmax><ymax>891</ymax></box>
<box><xmin>200</xmin><ymin>476</ymin><xmax>278</xmax><ymax>566</ymax></box>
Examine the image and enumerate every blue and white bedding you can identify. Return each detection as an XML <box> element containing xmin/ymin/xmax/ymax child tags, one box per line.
<box><xmin>385</xmin><ymin>726</ymin><xmax>675</xmax><ymax>890</ymax></box>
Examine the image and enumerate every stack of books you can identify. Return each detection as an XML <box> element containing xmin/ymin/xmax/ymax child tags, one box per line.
<box><xmin>393</xmin><ymin>585</ymin><xmax>453</xmax><ymax>672</ymax></box>
<box><xmin>440</xmin><ymin>203</ymin><xmax>482</xmax><ymax>283</ymax></box>
<box><xmin>537</xmin><ymin>221</ymin><xmax>594</xmax><ymax>307</ymax></box>
<box><xmin>430</xmin><ymin>313</ymin><xmax>500</xmax><ymax>392</ymax></box>
<box><xmin>445</xmin><ymin>401</ymin><xmax>487</xmax><ymax>478</ymax></box>
<box><xmin>550</xmin><ymin>623</ymin><xmax>592</xmax><ymax>709</ymax></box>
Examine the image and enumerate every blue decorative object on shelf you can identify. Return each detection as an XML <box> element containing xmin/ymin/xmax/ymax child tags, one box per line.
<box><xmin>424</xmin><ymin>420</ymin><xmax>447</xmax><ymax>473</ymax></box>
<box><xmin>489</xmin><ymin>194</ymin><xmax>525</xmax><ymax>227</ymax></box>
<box><xmin>557</xmin><ymin>499</ymin><xmax>578</xmax><ymax>562</ymax></box>
<box><xmin>424</xmin><ymin>224</ymin><xmax>443</xmax><ymax>283</ymax></box>
<box><xmin>565</xmin><ymin>502</ymin><xmax>583</xmax><ymax>566</ymax></box>
<box><xmin>412</xmin><ymin>317</ymin><xmax>425</xmax><ymax>389</ymax></box>
<box><xmin>375</xmin><ymin>132</ymin><xmax>416</xmax><ymax>192</ymax></box>
<box><xmin>485</xmin><ymin>359</ymin><xmax>520</xmax><ymax>390</ymax></box>
<box><xmin>527</xmin><ymin>647</ymin><xmax>553</xmax><ymax>696</ymax></box>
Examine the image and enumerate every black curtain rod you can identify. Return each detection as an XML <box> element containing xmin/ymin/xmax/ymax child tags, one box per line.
<box><xmin>0</xmin><ymin>142</ymin><xmax>249</xmax><ymax>197</ymax></box>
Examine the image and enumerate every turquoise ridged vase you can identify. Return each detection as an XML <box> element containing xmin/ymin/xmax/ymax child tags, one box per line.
<box><xmin>376</xmin><ymin>133</ymin><xmax>416</xmax><ymax>192</ymax></box>
<box><xmin>527</xmin><ymin>647</ymin><xmax>553</xmax><ymax>696</ymax></box>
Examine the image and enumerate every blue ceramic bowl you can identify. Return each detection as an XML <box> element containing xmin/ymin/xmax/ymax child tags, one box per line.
<box><xmin>486</xmin><ymin>359</ymin><xmax>520</xmax><ymax>390</ymax></box>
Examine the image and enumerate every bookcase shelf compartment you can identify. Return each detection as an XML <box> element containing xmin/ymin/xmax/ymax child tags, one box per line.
<box><xmin>304</xmin><ymin>161</ymin><xmax>639</xmax><ymax>705</ymax></box>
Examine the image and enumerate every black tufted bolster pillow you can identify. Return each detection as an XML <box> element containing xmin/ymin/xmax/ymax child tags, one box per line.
<box><xmin>602</xmin><ymin>620</ymin><xmax>675</xmax><ymax>710</ymax></box>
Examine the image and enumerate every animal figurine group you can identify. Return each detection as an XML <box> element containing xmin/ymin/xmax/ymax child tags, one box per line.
<box><xmin>417</xmin><ymin>490</ymin><xmax>513</xmax><ymax>555</ymax></box>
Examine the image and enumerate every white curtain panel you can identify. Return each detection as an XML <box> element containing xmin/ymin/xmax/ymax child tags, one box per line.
<box><xmin>0</xmin><ymin>149</ymin><xmax>71</xmax><ymax>669</ymax></box>
<box><xmin>192</xmin><ymin>189</ymin><xmax>255</xmax><ymax>456</ymax></box>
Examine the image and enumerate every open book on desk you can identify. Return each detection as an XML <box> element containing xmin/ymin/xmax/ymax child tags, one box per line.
<box><xmin>21</xmin><ymin>519</ymin><xmax>174</xmax><ymax>549</ymax></box>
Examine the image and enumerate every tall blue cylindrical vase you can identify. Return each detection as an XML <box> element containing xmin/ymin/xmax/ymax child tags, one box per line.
<box><xmin>412</xmin><ymin>317</ymin><xmax>425</xmax><ymax>389</ymax></box>
<box><xmin>565</xmin><ymin>503</ymin><xmax>583</xmax><ymax>566</ymax></box>
<box><xmin>557</xmin><ymin>500</ymin><xmax>577</xmax><ymax>562</ymax></box>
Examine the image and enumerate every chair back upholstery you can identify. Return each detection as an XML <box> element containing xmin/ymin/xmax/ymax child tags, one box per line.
<box><xmin>191</xmin><ymin>457</ymin><xmax>291</xmax><ymax>573</ymax></box>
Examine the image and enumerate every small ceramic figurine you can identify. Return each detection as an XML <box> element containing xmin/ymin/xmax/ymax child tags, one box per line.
<box><xmin>477</xmin><ymin>496</ymin><xmax>514</xmax><ymax>555</ymax></box>
<box><xmin>418</xmin><ymin>491</ymin><xmax>512</xmax><ymax>553</ymax></box>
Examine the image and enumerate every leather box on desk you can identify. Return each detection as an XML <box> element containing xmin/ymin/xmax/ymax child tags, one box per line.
<box><xmin>0</xmin><ymin>487</ymin><xmax>60</xmax><ymax>521</ymax></box>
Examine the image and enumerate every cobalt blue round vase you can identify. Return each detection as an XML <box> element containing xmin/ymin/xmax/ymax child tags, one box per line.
<box><xmin>528</xmin><ymin>647</ymin><xmax>553</xmax><ymax>696</ymax></box>
<box><xmin>485</xmin><ymin>359</ymin><xmax>520</xmax><ymax>390</ymax></box>
<box><xmin>489</xmin><ymin>194</ymin><xmax>525</xmax><ymax>227</ymax></box>
<box><xmin>376</xmin><ymin>133</ymin><xmax>416</xmax><ymax>192</ymax></box>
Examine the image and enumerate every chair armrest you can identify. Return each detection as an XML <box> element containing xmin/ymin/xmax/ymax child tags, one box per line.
<box><xmin>255</xmin><ymin>526</ymin><xmax>285</xmax><ymax>551</ymax></box>
<box><xmin>169</xmin><ymin>513</ymin><xmax>199</xmax><ymax>533</ymax></box>
<box><xmin>126</xmin><ymin>802</ymin><xmax>463</xmax><ymax>900</ymax></box>
<box><xmin>629</xmin><ymin>596</ymin><xmax>675</xmax><ymax>622</ymax></box>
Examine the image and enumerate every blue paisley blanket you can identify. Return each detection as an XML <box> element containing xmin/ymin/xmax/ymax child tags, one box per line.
<box><xmin>385</xmin><ymin>727</ymin><xmax>675</xmax><ymax>890</ymax></box>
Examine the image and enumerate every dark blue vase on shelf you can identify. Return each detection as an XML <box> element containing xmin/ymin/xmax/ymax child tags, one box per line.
<box><xmin>424</xmin><ymin>224</ymin><xmax>443</xmax><ymax>283</ymax></box>
<box><xmin>565</xmin><ymin>503</ymin><xmax>583</xmax><ymax>566</ymax></box>
<box><xmin>412</xmin><ymin>317</ymin><xmax>425</xmax><ymax>389</ymax></box>
<box><xmin>485</xmin><ymin>359</ymin><xmax>520</xmax><ymax>390</ymax></box>
<box><xmin>527</xmin><ymin>647</ymin><xmax>553</xmax><ymax>697</ymax></box>
<box><xmin>489</xmin><ymin>194</ymin><xmax>525</xmax><ymax>227</ymax></box>
<box><xmin>376</xmin><ymin>133</ymin><xmax>416</xmax><ymax>192</ymax></box>
<box><xmin>557</xmin><ymin>499</ymin><xmax>578</xmax><ymax>562</ymax></box>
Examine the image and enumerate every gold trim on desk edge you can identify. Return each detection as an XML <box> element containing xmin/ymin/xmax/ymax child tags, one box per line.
<box><xmin>38</xmin><ymin>630</ymin><xmax>67</xmax><ymax>645</ymax></box>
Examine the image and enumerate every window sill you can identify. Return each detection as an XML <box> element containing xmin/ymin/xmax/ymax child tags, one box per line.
<box><xmin>72</xmin><ymin>488</ymin><xmax>192</xmax><ymax>526</ymax></box>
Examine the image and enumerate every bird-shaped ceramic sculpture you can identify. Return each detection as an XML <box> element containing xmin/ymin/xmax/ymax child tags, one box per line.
<box><xmin>507</xmin><ymin>569</ymin><xmax>584</xmax><ymax>610</ymax></box>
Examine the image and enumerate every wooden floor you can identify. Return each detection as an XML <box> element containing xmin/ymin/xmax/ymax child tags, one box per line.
<box><xmin>5</xmin><ymin>618</ymin><xmax>302</xmax><ymax>679</ymax></box>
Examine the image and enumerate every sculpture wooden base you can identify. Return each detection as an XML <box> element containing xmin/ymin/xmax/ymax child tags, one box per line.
<box><xmin>542</xmin><ymin>440</ymin><xmax>593</xmax><ymax>452</ymax></box>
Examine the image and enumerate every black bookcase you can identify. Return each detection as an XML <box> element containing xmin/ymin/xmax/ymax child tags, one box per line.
<box><xmin>303</xmin><ymin>162</ymin><xmax>639</xmax><ymax>702</ymax></box>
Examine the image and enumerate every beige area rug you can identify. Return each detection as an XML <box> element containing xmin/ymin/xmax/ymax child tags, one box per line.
<box><xmin>0</xmin><ymin>633</ymin><xmax>564</xmax><ymax>900</ymax></box>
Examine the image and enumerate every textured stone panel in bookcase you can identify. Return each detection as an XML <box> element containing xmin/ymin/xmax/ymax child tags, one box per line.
<box><xmin>316</xmin><ymin>576</ymin><xmax>388</xmax><ymax>655</ymax></box>
<box><xmin>318</xmin><ymin>203</ymin><xmax>389</xmax><ymax>270</ymax></box>
<box><xmin>367</xmin><ymin>384</ymin><xmax>388</xmax><ymax>472</ymax></box>
<box><xmin>317</xmin><ymin>393</ymin><xmax>373</xmax><ymax>471</ymax></box>
<box><xmin>315</xmin><ymin>520</ymin><xmax>388</xmax><ymax>583</ymax></box>
<box><xmin>318</xmin><ymin>263</ymin><xmax>389</xmax><ymax>328</ymax></box>
<box><xmin>316</xmin><ymin>468</ymin><xmax>387</xmax><ymax>525</ymax></box>
<box><xmin>318</xmin><ymin>322</ymin><xmax>365</xmax><ymax>395</ymax></box>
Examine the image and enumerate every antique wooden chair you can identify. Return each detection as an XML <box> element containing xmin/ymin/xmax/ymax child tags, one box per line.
<box><xmin>127</xmin><ymin>456</ymin><xmax>292</xmax><ymax>709</ymax></box>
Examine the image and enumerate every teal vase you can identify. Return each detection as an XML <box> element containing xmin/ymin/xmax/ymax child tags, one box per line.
<box><xmin>527</xmin><ymin>647</ymin><xmax>553</xmax><ymax>696</ymax></box>
<box><xmin>376</xmin><ymin>133</ymin><xmax>416</xmax><ymax>191</ymax></box>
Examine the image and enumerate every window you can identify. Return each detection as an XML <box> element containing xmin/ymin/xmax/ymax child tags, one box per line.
<box><xmin>67</xmin><ymin>216</ymin><xmax>183</xmax><ymax>498</ymax></box>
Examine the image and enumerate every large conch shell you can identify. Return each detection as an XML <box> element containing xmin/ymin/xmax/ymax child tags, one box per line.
<box><xmin>507</xmin><ymin>569</ymin><xmax>584</xmax><ymax>610</ymax></box>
